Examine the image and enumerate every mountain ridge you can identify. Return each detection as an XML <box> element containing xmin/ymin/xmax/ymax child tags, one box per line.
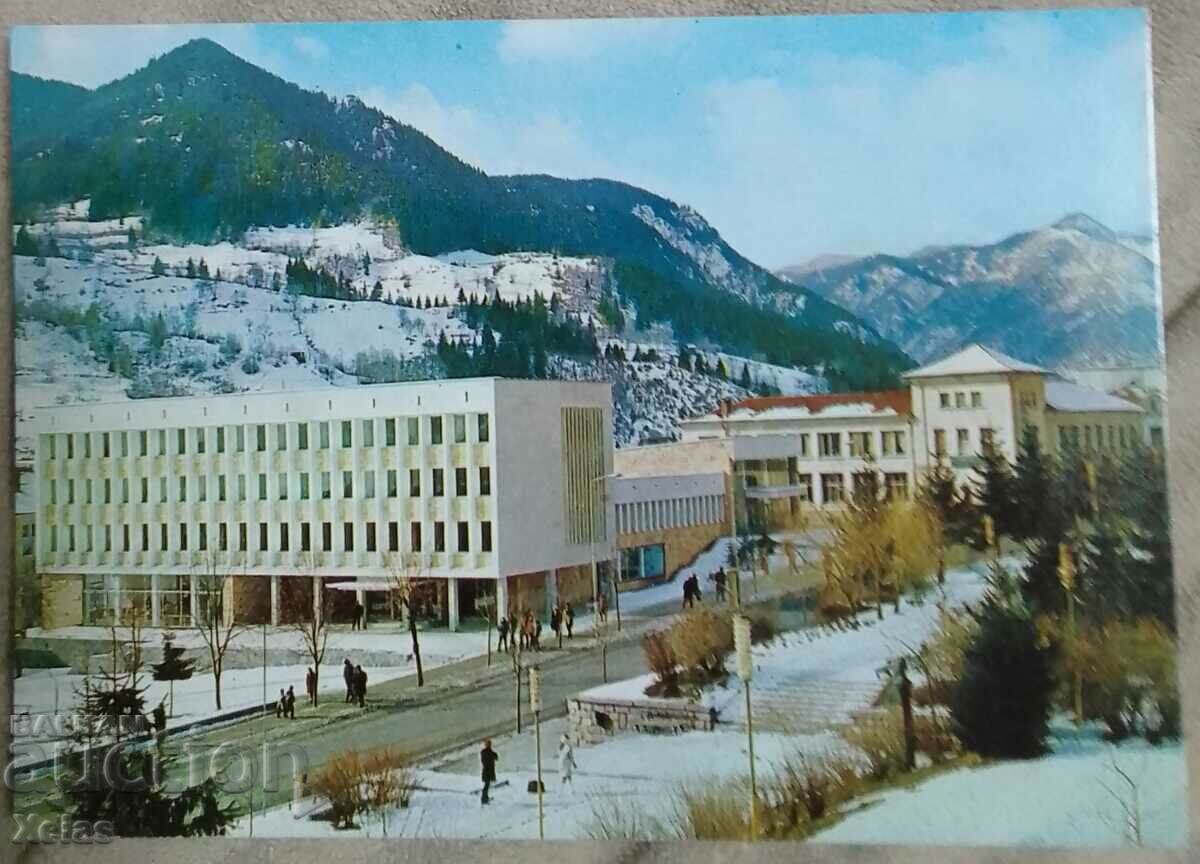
<box><xmin>11</xmin><ymin>38</ymin><xmax>909</xmax><ymax>391</ymax></box>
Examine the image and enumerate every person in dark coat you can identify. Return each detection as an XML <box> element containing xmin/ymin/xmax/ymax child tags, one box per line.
<box><xmin>596</xmin><ymin>592</ymin><xmax>608</xmax><ymax>624</ymax></box>
<box><xmin>712</xmin><ymin>568</ymin><xmax>727</xmax><ymax>602</ymax></box>
<box><xmin>682</xmin><ymin>577</ymin><xmax>693</xmax><ymax>609</ymax></box>
<box><xmin>564</xmin><ymin>603</ymin><xmax>575</xmax><ymax>639</ymax></box>
<box><xmin>343</xmin><ymin>658</ymin><xmax>355</xmax><ymax>703</ymax></box>
<box><xmin>480</xmin><ymin>739</ymin><xmax>499</xmax><ymax>805</ymax></box>
<box><xmin>276</xmin><ymin>688</ymin><xmax>287</xmax><ymax>718</ymax></box>
<box><xmin>497</xmin><ymin>616</ymin><xmax>510</xmax><ymax>652</ymax></box>
<box><xmin>550</xmin><ymin>605</ymin><xmax>562</xmax><ymax>647</ymax></box>
<box><xmin>534</xmin><ymin>619</ymin><xmax>543</xmax><ymax>651</ymax></box>
<box><xmin>151</xmin><ymin>701</ymin><xmax>167</xmax><ymax>746</ymax></box>
<box><xmin>305</xmin><ymin>667</ymin><xmax>316</xmax><ymax>705</ymax></box>
<box><xmin>285</xmin><ymin>685</ymin><xmax>296</xmax><ymax>719</ymax></box>
<box><xmin>352</xmin><ymin>602</ymin><xmax>365</xmax><ymax>631</ymax></box>
<box><xmin>355</xmin><ymin>665</ymin><xmax>367</xmax><ymax>707</ymax></box>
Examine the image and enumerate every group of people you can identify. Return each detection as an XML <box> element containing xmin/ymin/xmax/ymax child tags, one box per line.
<box><xmin>276</xmin><ymin>685</ymin><xmax>297</xmax><ymax>718</ymax></box>
<box><xmin>478</xmin><ymin>734</ymin><xmax>578</xmax><ymax>805</ymax></box>
<box><xmin>682</xmin><ymin>567</ymin><xmax>731</xmax><ymax>608</ymax></box>
<box><xmin>496</xmin><ymin>599</ymin><xmax>583</xmax><ymax>653</ymax></box>
<box><xmin>341</xmin><ymin>658</ymin><xmax>369</xmax><ymax>707</ymax></box>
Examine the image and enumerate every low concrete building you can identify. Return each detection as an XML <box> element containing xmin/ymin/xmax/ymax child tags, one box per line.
<box><xmin>31</xmin><ymin>377</ymin><xmax>613</xmax><ymax>631</ymax></box>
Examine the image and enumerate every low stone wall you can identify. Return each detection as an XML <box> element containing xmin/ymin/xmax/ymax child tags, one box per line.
<box><xmin>567</xmin><ymin>694</ymin><xmax>718</xmax><ymax>744</ymax></box>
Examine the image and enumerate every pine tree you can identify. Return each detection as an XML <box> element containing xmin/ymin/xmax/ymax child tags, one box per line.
<box><xmin>1011</xmin><ymin>426</ymin><xmax>1053</xmax><ymax>542</ymax></box>
<box><xmin>457</xmin><ymin>286</ymin><xmax>467</xmax><ymax>304</ymax></box>
<box><xmin>918</xmin><ymin>460</ymin><xmax>965</xmax><ymax>584</ymax></box>
<box><xmin>362</xmin><ymin>251</ymin><xmax>371</xmax><ymax>275</ymax></box>
<box><xmin>127</xmin><ymin>226</ymin><xmax>137</xmax><ymax>250</ymax></box>
<box><xmin>371</xmin><ymin>280</ymin><xmax>384</xmax><ymax>302</ymax></box>
<box><xmin>970</xmin><ymin>442</ymin><xmax>1017</xmax><ymax>543</ymax></box>
<box><xmin>151</xmin><ymin>633</ymin><xmax>195</xmax><ymax>717</ymax></box>
<box><xmin>951</xmin><ymin>578</ymin><xmax>1055</xmax><ymax>758</ymax></box>
<box><xmin>14</xmin><ymin>225</ymin><xmax>40</xmax><ymax>257</ymax></box>
<box><xmin>151</xmin><ymin>256</ymin><xmax>167</xmax><ymax>276</ymax></box>
<box><xmin>739</xmin><ymin>363</ymin><xmax>752</xmax><ymax>389</ymax></box>
<box><xmin>197</xmin><ymin>259</ymin><xmax>210</xmax><ymax>280</ymax></box>
<box><xmin>677</xmin><ymin>348</ymin><xmax>692</xmax><ymax>371</ymax></box>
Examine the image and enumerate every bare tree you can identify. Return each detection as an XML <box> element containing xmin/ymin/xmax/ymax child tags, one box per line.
<box><xmin>190</xmin><ymin>552</ymin><xmax>248</xmax><ymax>710</ymax></box>
<box><xmin>386</xmin><ymin>553</ymin><xmax>436</xmax><ymax>687</ymax></box>
<box><xmin>283</xmin><ymin>553</ymin><xmax>331</xmax><ymax>706</ymax></box>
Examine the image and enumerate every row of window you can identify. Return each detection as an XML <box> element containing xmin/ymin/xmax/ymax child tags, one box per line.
<box><xmin>795</xmin><ymin>471</ymin><xmax>909</xmax><ymax>504</ymax></box>
<box><xmin>939</xmin><ymin>390</ymin><xmax>986</xmax><ymax>410</ymax></box>
<box><xmin>932</xmin><ymin>427</ymin><xmax>994</xmax><ymax>458</ymax></box>
<box><xmin>47</xmin><ymin>518</ymin><xmax>493</xmax><ymax>556</ymax></box>
<box><xmin>802</xmin><ymin>429</ymin><xmax>907</xmax><ymax>459</ymax></box>
<box><xmin>46</xmin><ymin>466</ymin><xmax>492</xmax><ymax>506</ymax></box>
<box><xmin>43</xmin><ymin>414</ymin><xmax>492</xmax><ymax>460</ymax></box>
<box><xmin>615</xmin><ymin>494</ymin><xmax>724</xmax><ymax>535</ymax></box>
<box><xmin>1058</xmin><ymin>423</ymin><xmax>1142</xmax><ymax>453</ymax></box>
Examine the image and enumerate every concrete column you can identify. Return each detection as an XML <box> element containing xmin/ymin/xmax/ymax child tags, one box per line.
<box><xmin>313</xmin><ymin>575</ymin><xmax>322</xmax><ymax>627</ymax></box>
<box><xmin>496</xmin><ymin>575</ymin><xmax>509</xmax><ymax>620</ymax></box>
<box><xmin>545</xmin><ymin>569</ymin><xmax>559</xmax><ymax>620</ymax></box>
<box><xmin>270</xmin><ymin>575</ymin><xmax>280</xmax><ymax>626</ymax></box>
<box><xmin>447</xmin><ymin>578</ymin><xmax>460</xmax><ymax>632</ymax></box>
<box><xmin>151</xmin><ymin>573</ymin><xmax>162</xmax><ymax>627</ymax></box>
<box><xmin>189</xmin><ymin>573</ymin><xmax>199</xmax><ymax>626</ymax></box>
<box><xmin>112</xmin><ymin>575</ymin><xmax>123</xmax><ymax>625</ymax></box>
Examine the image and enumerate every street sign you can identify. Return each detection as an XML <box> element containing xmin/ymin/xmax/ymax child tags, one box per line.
<box><xmin>734</xmin><ymin>615</ymin><xmax>752</xmax><ymax>682</ymax></box>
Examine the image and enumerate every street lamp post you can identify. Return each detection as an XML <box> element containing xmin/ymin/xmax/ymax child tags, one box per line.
<box><xmin>720</xmin><ymin>402</ymin><xmax>741</xmax><ymax>609</ymax></box>
<box><xmin>1058</xmin><ymin>542</ymin><xmax>1083</xmax><ymax>725</ymax></box>
<box><xmin>734</xmin><ymin>614</ymin><xmax>756</xmax><ymax>838</ymax></box>
<box><xmin>529</xmin><ymin>666</ymin><xmax>545</xmax><ymax>840</ymax></box>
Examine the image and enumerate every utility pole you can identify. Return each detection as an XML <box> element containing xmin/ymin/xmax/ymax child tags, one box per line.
<box><xmin>530</xmin><ymin>667</ymin><xmax>545</xmax><ymax>840</ymax></box>
<box><xmin>1058</xmin><ymin>542</ymin><xmax>1083</xmax><ymax>725</ymax></box>
<box><xmin>720</xmin><ymin>401</ymin><xmax>741</xmax><ymax>609</ymax></box>
<box><xmin>734</xmin><ymin>615</ymin><xmax>756</xmax><ymax>839</ymax></box>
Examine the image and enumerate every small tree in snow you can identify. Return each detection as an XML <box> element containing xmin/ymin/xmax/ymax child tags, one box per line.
<box><xmin>284</xmin><ymin>554</ymin><xmax>331</xmax><ymax>706</ymax></box>
<box><xmin>189</xmin><ymin>552</ymin><xmax>247</xmax><ymax>711</ymax></box>
<box><xmin>386</xmin><ymin>553</ymin><xmax>436</xmax><ymax>688</ymax></box>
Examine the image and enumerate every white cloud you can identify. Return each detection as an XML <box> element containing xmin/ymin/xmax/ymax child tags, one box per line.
<box><xmin>10</xmin><ymin>24</ymin><xmax>279</xmax><ymax>88</ymax></box>
<box><xmin>690</xmin><ymin>16</ymin><xmax>1153</xmax><ymax>267</ymax></box>
<box><xmin>357</xmin><ymin>83</ymin><xmax>623</xmax><ymax>181</ymax></box>
<box><xmin>496</xmin><ymin>18</ymin><xmax>682</xmax><ymax>64</ymax></box>
<box><xmin>292</xmin><ymin>35</ymin><xmax>329</xmax><ymax>61</ymax></box>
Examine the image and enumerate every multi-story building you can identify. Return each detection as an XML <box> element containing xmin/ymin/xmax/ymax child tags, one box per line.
<box><xmin>680</xmin><ymin>344</ymin><xmax>1146</xmax><ymax>524</ymax></box>
<box><xmin>32</xmin><ymin>378</ymin><xmax>612</xmax><ymax>631</ymax></box>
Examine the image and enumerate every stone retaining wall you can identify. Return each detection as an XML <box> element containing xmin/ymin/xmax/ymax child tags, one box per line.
<box><xmin>567</xmin><ymin>694</ymin><xmax>717</xmax><ymax>745</ymax></box>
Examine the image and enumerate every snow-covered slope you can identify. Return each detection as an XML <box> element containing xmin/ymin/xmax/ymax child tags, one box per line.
<box><xmin>13</xmin><ymin>219</ymin><xmax>826</xmax><ymax>457</ymax></box>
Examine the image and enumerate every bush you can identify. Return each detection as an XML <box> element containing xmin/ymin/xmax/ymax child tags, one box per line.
<box><xmin>769</xmin><ymin>752</ymin><xmax>861</xmax><ymax>827</ymax></box>
<box><xmin>219</xmin><ymin>333</ymin><xmax>242</xmax><ymax>360</ymax></box>
<box><xmin>951</xmin><ymin>601</ymin><xmax>1055</xmax><ymax>758</ymax></box>
<box><xmin>585</xmin><ymin>797</ymin><xmax>670</xmax><ymax>840</ymax></box>
<box><xmin>669</xmin><ymin>607</ymin><xmax>733</xmax><ymax>677</ymax></box>
<box><xmin>841</xmin><ymin>710</ymin><xmax>907</xmax><ymax>781</ymax></box>
<box><xmin>1070</xmin><ymin>618</ymin><xmax>1178</xmax><ymax>742</ymax></box>
<box><xmin>241</xmin><ymin>353</ymin><xmax>261</xmax><ymax>375</ymax></box>
<box><xmin>912</xmin><ymin>713</ymin><xmax>960</xmax><ymax>763</ymax></box>
<box><xmin>748</xmin><ymin>607</ymin><xmax>778</xmax><ymax>644</ymax></box>
<box><xmin>642</xmin><ymin>631</ymin><xmax>680</xmax><ymax>696</ymax></box>
<box><xmin>675</xmin><ymin>786</ymin><xmax>755</xmax><ymax>840</ymax></box>
<box><xmin>311</xmin><ymin>746</ymin><xmax>415</xmax><ymax>831</ymax></box>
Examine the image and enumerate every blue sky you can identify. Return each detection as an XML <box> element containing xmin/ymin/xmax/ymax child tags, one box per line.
<box><xmin>11</xmin><ymin>10</ymin><xmax>1154</xmax><ymax>269</ymax></box>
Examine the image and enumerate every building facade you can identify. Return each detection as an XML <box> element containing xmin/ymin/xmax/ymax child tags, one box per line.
<box><xmin>680</xmin><ymin>344</ymin><xmax>1147</xmax><ymax>524</ymax></box>
<box><xmin>32</xmin><ymin>378</ymin><xmax>612</xmax><ymax>631</ymax></box>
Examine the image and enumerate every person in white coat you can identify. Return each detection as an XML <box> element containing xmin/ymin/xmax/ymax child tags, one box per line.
<box><xmin>558</xmin><ymin>734</ymin><xmax>577</xmax><ymax>789</ymax></box>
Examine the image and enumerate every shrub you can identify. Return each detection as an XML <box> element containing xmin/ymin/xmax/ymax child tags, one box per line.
<box><xmin>951</xmin><ymin>600</ymin><xmax>1055</xmax><ymax>758</ymax></box>
<box><xmin>219</xmin><ymin>333</ymin><xmax>241</xmax><ymax>360</ymax></box>
<box><xmin>912</xmin><ymin>713</ymin><xmax>960</xmax><ymax>763</ymax></box>
<box><xmin>642</xmin><ymin>631</ymin><xmax>680</xmax><ymax>696</ymax></box>
<box><xmin>669</xmin><ymin>607</ymin><xmax>733</xmax><ymax>677</ymax></box>
<box><xmin>585</xmin><ymin>797</ymin><xmax>670</xmax><ymax>840</ymax></box>
<box><xmin>241</xmin><ymin>353</ymin><xmax>261</xmax><ymax>375</ymax></box>
<box><xmin>675</xmin><ymin>786</ymin><xmax>755</xmax><ymax>840</ymax></box>
<box><xmin>841</xmin><ymin>709</ymin><xmax>907</xmax><ymax>781</ymax></box>
<box><xmin>769</xmin><ymin>752</ymin><xmax>861</xmax><ymax>826</ymax></box>
<box><xmin>748</xmin><ymin>607</ymin><xmax>778</xmax><ymax>644</ymax></box>
<box><xmin>311</xmin><ymin>746</ymin><xmax>415</xmax><ymax>832</ymax></box>
<box><xmin>1070</xmin><ymin>618</ymin><xmax>1178</xmax><ymax>742</ymax></box>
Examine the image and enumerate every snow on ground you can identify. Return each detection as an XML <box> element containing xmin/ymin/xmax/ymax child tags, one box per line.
<box><xmin>814</xmin><ymin>723</ymin><xmax>1187</xmax><ymax>849</ymax></box>
<box><xmin>232</xmin><ymin>715</ymin><xmax>853</xmax><ymax>840</ymax></box>
<box><xmin>702</xmin><ymin>562</ymin><xmax>990</xmax><ymax>725</ymax></box>
<box><xmin>13</xmin><ymin>662</ymin><xmax>409</xmax><ymax>731</ymax></box>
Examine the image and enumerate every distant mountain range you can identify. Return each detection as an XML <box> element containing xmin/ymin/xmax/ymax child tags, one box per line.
<box><xmin>10</xmin><ymin>38</ymin><xmax>908</xmax><ymax>392</ymax></box>
<box><xmin>778</xmin><ymin>213</ymin><xmax>1161</xmax><ymax>369</ymax></box>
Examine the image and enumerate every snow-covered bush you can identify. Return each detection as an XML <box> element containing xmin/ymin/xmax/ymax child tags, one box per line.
<box><xmin>218</xmin><ymin>333</ymin><xmax>241</xmax><ymax>361</ymax></box>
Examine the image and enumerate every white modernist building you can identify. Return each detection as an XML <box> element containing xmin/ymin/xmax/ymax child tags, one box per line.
<box><xmin>680</xmin><ymin>344</ymin><xmax>1147</xmax><ymax>522</ymax></box>
<box><xmin>32</xmin><ymin>378</ymin><xmax>612</xmax><ymax>631</ymax></box>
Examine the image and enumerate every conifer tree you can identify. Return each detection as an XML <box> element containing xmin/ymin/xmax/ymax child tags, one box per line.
<box><xmin>1011</xmin><ymin>426</ymin><xmax>1053</xmax><ymax>542</ymax></box>
<box><xmin>970</xmin><ymin>441</ymin><xmax>1017</xmax><ymax>542</ymax></box>
<box><xmin>151</xmin><ymin>632</ymin><xmax>195</xmax><ymax>718</ymax></box>
<box><xmin>14</xmin><ymin>225</ymin><xmax>39</xmax><ymax>257</ymax></box>
<box><xmin>151</xmin><ymin>256</ymin><xmax>167</xmax><ymax>276</ymax></box>
<box><xmin>739</xmin><ymin>363</ymin><xmax>752</xmax><ymax>389</ymax></box>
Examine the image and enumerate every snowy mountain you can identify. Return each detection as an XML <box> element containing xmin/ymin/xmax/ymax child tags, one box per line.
<box><xmin>780</xmin><ymin>214</ymin><xmax>1160</xmax><ymax>369</ymax></box>
<box><xmin>10</xmin><ymin>40</ymin><xmax>909</xmax><ymax>394</ymax></box>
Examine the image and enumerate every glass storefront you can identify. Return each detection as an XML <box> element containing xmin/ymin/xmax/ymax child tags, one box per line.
<box><xmin>620</xmin><ymin>543</ymin><xmax>666</xmax><ymax>583</ymax></box>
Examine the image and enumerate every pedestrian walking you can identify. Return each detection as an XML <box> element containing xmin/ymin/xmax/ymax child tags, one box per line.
<box><xmin>558</xmin><ymin>734</ymin><xmax>577</xmax><ymax>788</ymax></box>
<box><xmin>354</xmin><ymin>602</ymin><xmax>365</xmax><ymax>631</ymax></box>
<box><xmin>497</xmin><ymin>616</ymin><xmax>510</xmax><ymax>652</ymax></box>
<box><xmin>682</xmin><ymin>577</ymin><xmax>694</xmax><ymax>609</ymax></box>
<box><xmin>285</xmin><ymin>685</ymin><xmax>297</xmax><ymax>719</ymax></box>
<box><xmin>343</xmin><ymin>658</ymin><xmax>355</xmax><ymax>703</ymax></box>
<box><xmin>712</xmin><ymin>568</ymin><xmax>727</xmax><ymax>603</ymax></box>
<box><xmin>551</xmin><ymin>605</ymin><xmax>562</xmax><ymax>648</ymax></box>
<box><xmin>151</xmin><ymin>700</ymin><xmax>167</xmax><ymax>748</ymax></box>
<box><xmin>596</xmin><ymin>592</ymin><xmax>608</xmax><ymax>624</ymax></box>
<box><xmin>534</xmin><ymin>619</ymin><xmax>543</xmax><ymax>651</ymax></box>
<box><xmin>305</xmin><ymin>666</ymin><xmax>316</xmax><ymax>705</ymax></box>
<box><xmin>690</xmin><ymin>575</ymin><xmax>702</xmax><ymax>606</ymax></box>
<box><xmin>276</xmin><ymin>688</ymin><xmax>286</xmax><ymax>718</ymax></box>
<box><xmin>355</xmin><ymin>665</ymin><xmax>368</xmax><ymax>708</ymax></box>
<box><xmin>480</xmin><ymin>739</ymin><xmax>499</xmax><ymax>805</ymax></box>
<box><xmin>565</xmin><ymin>603</ymin><xmax>575</xmax><ymax>639</ymax></box>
